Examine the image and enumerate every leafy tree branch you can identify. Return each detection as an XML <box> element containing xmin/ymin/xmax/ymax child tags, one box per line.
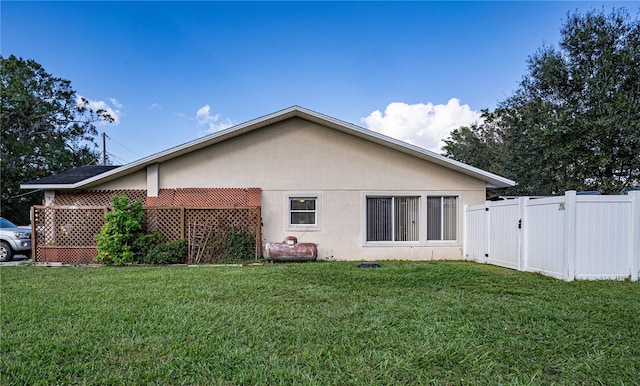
<box><xmin>1</xmin><ymin>55</ymin><xmax>113</xmax><ymax>223</ymax></box>
<box><xmin>444</xmin><ymin>8</ymin><xmax>639</xmax><ymax>196</ymax></box>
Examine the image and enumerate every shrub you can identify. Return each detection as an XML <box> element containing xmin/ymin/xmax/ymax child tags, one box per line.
<box><xmin>218</xmin><ymin>227</ymin><xmax>256</xmax><ymax>263</ymax></box>
<box><xmin>134</xmin><ymin>231</ymin><xmax>165</xmax><ymax>259</ymax></box>
<box><xmin>144</xmin><ymin>239</ymin><xmax>188</xmax><ymax>265</ymax></box>
<box><xmin>200</xmin><ymin>227</ymin><xmax>256</xmax><ymax>264</ymax></box>
<box><xmin>95</xmin><ymin>195</ymin><xmax>145</xmax><ymax>265</ymax></box>
<box><xmin>94</xmin><ymin>196</ymin><xmax>187</xmax><ymax>265</ymax></box>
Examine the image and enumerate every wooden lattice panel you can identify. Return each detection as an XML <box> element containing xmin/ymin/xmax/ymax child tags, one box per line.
<box><xmin>184</xmin><ymin>208</ymin><xmax>259</xmax><ymax>233</ymax></box>
<box><xmin>143</xmin><ymin>208</ymin><xmax>184</xmax><ymax>241</ymax></box>
<box><xmin>185</xmin><ymin>207</ymin><xmax>261</xmax><ymax>262</ymax></box>
<box><xmin>33</xmin><ymin>206</ymin><xmax>106</xmax><ymax>247</ymax></box>
<box><xmin>53</xmin><ymin>190</ymin><xmax>147</xmax><ymax>206</ymax></box>
<box><xmin>145</xmin><ymin>188</ymin><xmax>262</xmax><ymax>207</ymax></box>
<box><xmin>55</xmin><ymin>188</ymin><xmax>262</xmax><ymax>208</ymax></box>
<box><xmin>33</xmin><ymin>206</ymin><xmax>106</xmax><ymax>263</ymax></box>
<box><xmin>32</xmin><ymin>205</ymin><xmax>262</xmax><ymax>264</ymax></box>
<box><xmin>37</xmin><ymin>247</ymin><xmax>99</xmax><ymax>264</ymax></box>
<box><xmin>176</xmin><ymin>189</ymin><xmax>246</xmax><ymax>207</ymax></box>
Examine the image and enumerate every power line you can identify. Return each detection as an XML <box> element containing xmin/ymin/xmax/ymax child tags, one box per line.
<box><xmin>9</xmin><ymin>189</ymin><xmax>42</xmax><ymax>199</ymax></box>
<box><xmin>106</xmin><ymin>151</ymin><xmax>129</xmax><ymax>165</ymax></box>
<box><xmin>104</xmin><ymin>133</ymin><xmax>143</xmax><ymax>158</ymax></box>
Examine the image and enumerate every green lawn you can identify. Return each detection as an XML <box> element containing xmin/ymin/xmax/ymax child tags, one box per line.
<box><xmin>1</xmin><ymin>261</ymin><xmax>638</xmax><ymax>385</ymax></box>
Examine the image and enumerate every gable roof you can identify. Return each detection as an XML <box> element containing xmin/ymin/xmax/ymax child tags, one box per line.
<box><xmin>21</xmin><ymin>106</ymin><xmax>516</xmax><ymax>190</ymax></box>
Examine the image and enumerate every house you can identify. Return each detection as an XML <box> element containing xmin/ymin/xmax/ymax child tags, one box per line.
<box><xmin>21</xmin><ymin>106</ymin><xmax>515</xmax><ymax>261</ymax></box>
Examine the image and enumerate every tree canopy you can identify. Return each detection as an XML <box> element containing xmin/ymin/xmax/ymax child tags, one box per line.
<box><xmin>1</xmin><ymin>55</ymin><xmax>112</xmax><ymax>224</ymax></box>
<box><xmin>444</xmin><ymin>8</ymin><xmax>640</xmax><ymax>196</ymax></box>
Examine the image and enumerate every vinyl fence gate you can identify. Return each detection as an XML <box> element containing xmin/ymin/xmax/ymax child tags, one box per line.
<box><xmin>464</xmin><ymin>191</ymin><xmax>640</xmax><ymax>281</ymax></box>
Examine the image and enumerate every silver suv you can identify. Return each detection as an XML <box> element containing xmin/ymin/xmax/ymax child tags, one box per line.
<box><xmin>0</xmin><ymin>218</ymin><xmax>32</xmax><ymax>261</ymax></box>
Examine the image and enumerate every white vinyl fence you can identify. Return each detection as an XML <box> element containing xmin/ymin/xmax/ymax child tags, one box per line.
<box><xmin>464</xmin><ymin>191</ymin><xmax>640</xmax><ymax>281</ymax></box>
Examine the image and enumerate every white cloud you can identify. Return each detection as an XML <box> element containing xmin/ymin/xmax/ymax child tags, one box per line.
<box><xmin>108</xmin><ymin>98</ymin><xmax>123</xmax><ymax>109</ymax></box>
<box><xmin>195</xmin><ymin>104</ymin><xmax>234</xmax><ymax>134</ymax></box>
<box><xmin>76</xmin><ymin>95</ymin><xmax>122</xmax><ymax>125</ymax></box>
<box><xmin>150</xmin><ymin>103</ymin><xmax>162</xmax><ymax>109</ymax></box>
<box><xmin>361</xmin><ymin>99</ymin><xmax>482</xmax><ymax>153</ymax></box>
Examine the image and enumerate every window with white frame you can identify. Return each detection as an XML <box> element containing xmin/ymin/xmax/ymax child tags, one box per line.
<box><xmin>366</xmin><ymin>196</ymin><xmax>419</xmax><ymax>242</ymax></box>
<box><xmin>427</xmin><ymin>196</ymin><xmax>457</xmax><ymax>241</ymax></box>
<box><xmin>289</xmin><ymin>197</ymin><xmax>317</xmax><ymax>226</ymax></box>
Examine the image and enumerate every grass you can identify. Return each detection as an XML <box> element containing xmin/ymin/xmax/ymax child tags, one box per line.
<box><xmin>1</xmin><ymin>261</ymin><xmax>638</xmax><ymax>385</ymax></box>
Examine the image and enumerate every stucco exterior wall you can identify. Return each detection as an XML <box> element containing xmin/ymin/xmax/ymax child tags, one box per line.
<box><xmin>260</xmin><ymin>190</ymin><xmax>483</xmax><ymax>261</ymax></box>
<box><xmin>91</xmin><ymin>169</ymin><xmax>147</xmax><ymax>191</ymax></box>
<box><xmin>149</xmin><ymin>118</ymin><xmax>487</xmax><ymax>260</ymax></box>
<box><xmin>159</xmin><ymin>118</ymin><xmax>485</xmax><ymax>191</ymax></box>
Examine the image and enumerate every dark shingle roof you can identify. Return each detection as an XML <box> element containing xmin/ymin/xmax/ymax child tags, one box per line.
<box><xmin>22</xmin><ymin>165</ymin><xmax>121</xmax><ymax>186</ymax></box>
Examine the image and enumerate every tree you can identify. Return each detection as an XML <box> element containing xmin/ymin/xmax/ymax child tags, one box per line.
<box><xmin>444</xmin><ymin>8</ymin><xmax>640</xmax><ymax>195</ymax></box>
<box><xmin>1</xmin><ymin>55</ymin><xmax>112</xmax><ymax>224</ymax></box>
<box><xmin>442</xmin><ymin>109</ymin><xmax>507</xmax><ymax>178</ymax></box>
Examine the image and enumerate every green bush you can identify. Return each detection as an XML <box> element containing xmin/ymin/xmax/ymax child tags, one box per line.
<box><xmin>201</xmin><ymin>227</ymin><xmax>256</xmax><ymax>264</ymax></box>
<box><xmin>144</xmin><ymin>239</ymin><xmax>187</xmax><ymax>265</ymax></box>
<box><xmin>208</xmin><ymin>227</ymin><xmax>256</xmax><ymax>263</ymax></box>
<box><xmin>219</xmin><ymin>227</ymin><xmax>256</xmax><ymax>263</ymax></box>
<box><xmin>94</xmin><ymin>196</ymin><xmax>187</xmax><ymax>265</ymax></box>
<box><xmin>134</xmin><ymin>231</ymin><xmax>165</xmax><ymax>258</ymax></box>
<box><xmin>94</xmin><ymin>195</ymin><xmax>144</xmax><ymax>265</ymax></box>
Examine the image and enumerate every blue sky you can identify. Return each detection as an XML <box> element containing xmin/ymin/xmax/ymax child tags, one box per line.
<box><xmin>3</xmin><ymin>1</ymin><xmax>637</xmax><ymax>164</ymax></box>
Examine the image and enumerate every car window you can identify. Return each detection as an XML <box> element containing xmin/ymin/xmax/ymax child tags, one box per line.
<box><xmin>0</xmin><ymin>218</ymin><xmax>18</xmax><ymax>228</ymax></box>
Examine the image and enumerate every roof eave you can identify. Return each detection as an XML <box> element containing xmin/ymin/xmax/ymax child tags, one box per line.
<box><xmin>19</xmin><ymin>183</ymin><xmax>79</xmax><ymax>190</ymax></box>
<box><xmin>486</xmin><ymin>181</ymin><xmax>516</xmax><ymax>189</ymax></box>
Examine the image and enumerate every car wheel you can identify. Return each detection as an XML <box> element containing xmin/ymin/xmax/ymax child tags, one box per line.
<box><xmin>0</xmin><ymin>241</ymin><xmax>14</xmax><ymax>262</ymax></box>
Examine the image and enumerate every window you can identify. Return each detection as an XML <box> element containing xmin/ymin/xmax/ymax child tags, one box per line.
<box><xmin>366</xmin><ymin>196</ymin><xmax>419</xmax><ymax>242</ymax></box>
<box><xmin>289</xmin><ymin>197</ymin><xmax>317</xmax><ymax>226</ymax></box>
<box><xmin>427</xmin><ymin>196</ymin><xmax>457</xmax><ymax>241</ymax></box>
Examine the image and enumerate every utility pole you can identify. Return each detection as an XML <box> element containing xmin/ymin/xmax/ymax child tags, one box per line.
<box><xmin>102</xmin><ymin>132</ymin><xmax>107</xmax><ymax>166</ymax></box>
